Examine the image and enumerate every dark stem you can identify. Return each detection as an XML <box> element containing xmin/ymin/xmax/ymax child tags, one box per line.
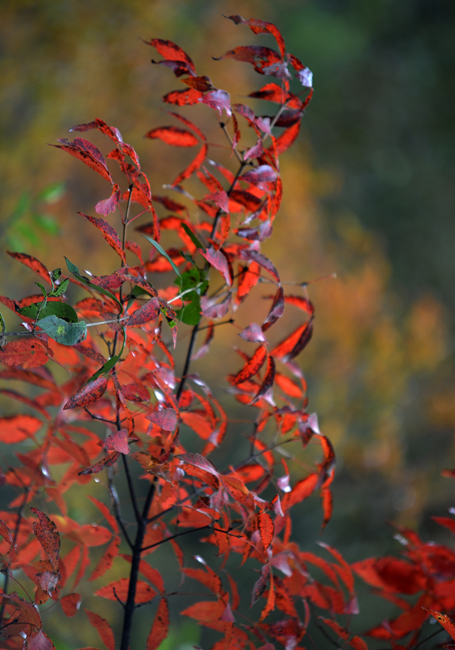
<box><xmin>0</xmin><ymin>487</ymin><xmax>28</xmax><ymax>623</ymax></box>
<box><xmin>119</xmin><ymin>479</ymin><xmax>156</xmax><ymax>650</ymax></box>
<box><xmin>122</xmin><ymin>455</ymin><xmax>141</xmax><ymax>524</ymax></box>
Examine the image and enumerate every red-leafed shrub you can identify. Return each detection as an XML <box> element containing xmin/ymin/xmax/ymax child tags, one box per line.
<box><xmin>1</xmin><ymin>15</ymin><xmax>455</xmax><ymax>650</ymax></box>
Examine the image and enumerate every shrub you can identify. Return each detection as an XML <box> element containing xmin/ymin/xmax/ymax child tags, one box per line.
<box><xmin>1</xmin><ymin>15</ymin><xmax>455</xmax><ymax>650</ymax></box>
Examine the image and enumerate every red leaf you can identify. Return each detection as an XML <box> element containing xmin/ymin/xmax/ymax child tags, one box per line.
<box><xmin>424</xmin><ymin>609</ymin><xmax>455</xmax><ymax>641</ymax></box>
<box><xmin>148</xmin><ymin>408</ymin><xmax>178</xmax><ymax>431</ymax></box>
<box><xmin>273</xmin><ymin>121</ymin><xmax>302</xmax><ymax>155</ymax></box>
<box><xmin>145</xmin><ymin>126</ymin><xmax>199</xmax><ymax>147</ymax></box>
<box><xmin>274</xmin><ymin>373</ymin><xmax>302</xmax><ymax>398</ymax></box>
<box><xmin>270</xmin><ymin>319</ymin><xmax>313</xmax><ymax>360</ymax></box>
<box><xmin>0</xmin><ymin>338</ymin><xmax>52</xmax><ymax>369</ymax></box>
<box><xmin>95</xmin><ymin>183</ymin><xmax>121</xmax><ymax>216</ymax></box>
<box><xmin>121</xmin><ymin>380</ymin><xmax>150</xmax><ymax>402</ymax></box>
<box><xmin>125</xmin><ymin>240</ymin><xmax>144</xmax><ymax>265</ymax></box>
<box><xmin>258</xmin><ymin>512</ymin><xmax>274</xmax><ymax>550</ymax></box>
<box><xmin>0</xmin><ymin>414</ymin><xmax>43</xmax><ymax>443</ymax></box>
<box><xmin>180</xmin><ymin>411</ymin><xmax>213</xmax><ymax>440</ymax></box>
<box><xmin>236</xmin><ymin>262</ymin><xmax>261</xmax><ymax>304</ymax></box>
<box><xmin>146</xmin><ymin>598</ymin><xmax>170</xmax><ymax>650</ymax></box>
<box><xmin>78</xmin><ymin>451</ymin><xmax>120</xmax><ymax>476</ymax></box>
<box><xmin>146</xmin><ymin>38</ymin><xmax>196</xmax><ymax>76</ymax></box>
<box><xmin>60</xmin><ymin>593</ymin><xmax>81</xmax><ymax>617</ymax></box>
<box><xmin>239</xmin><ymin>249</ymin><xmax>280</xmax><ymax>284</ymax></box>
<box><xmin>162</xmin><ymin>88</ymin><xmax>204</xmax><ymax>106</ymax></box>
<box><xmin>239</xmin><ymin>323</ymin><xmax>266</xmax><ymax>343</ymax></box>
<box><xmin>88</xmin><ymin>536</ymin><xmax>120</xmax><ymax>581</ymax></box>
<box><xmin>79</xmin><ymin>213</ymin><xmax>126</xmax><ymax>263</ymax></box>
<box><xmin>167</xmin><ymin>111</ymin><xmax>207</xmax><ymax>141</ymax></box>
<box><xmin>28</xmin><ymin>630</ymin><xmax>54</xmax><ymax>650</ymax></box>
<box><xmin>288</xmin><ymin>53</ymin><xmax>314</xmax><ymax>87</ymax></box>
<box><xmin>104</xmin><ymin>429</ymin><xmax>129</xmax><ymax>454</ymax></box>
<box><xmin>181</xmin><ymin>75</ymin><xmax>214</xmax><ymax>91</ymax></box>
<box><xmin>284</xmin><ymin>294</ymin><xmax>314</xmax><ymax>315</ymax></box>
<box><xmin>69</xmin><ymin>118</ymin><xmax>123</xmax><ymax>144</ymax></box>
<box><xmin>321</xmin><ymin>486</ymin><xmax>333</xmax><ymax>530</ymax></box>
<box><xmin>317</xmin><ymin>542</ymin><xmax>355</xmax><ymax>595</ymax></box>
<box><xmin>85</xmin><ymin>610</ymin><xmax>115</xmax><ymax>650</ymax></box>
<box><xmin>73</xmin><ymin>344</ymin><xmax>107</xmax><ymax>365</ymax></box>
<box><xmin>433</xmin><ymin>516</ymin><xmax>455</xmax><ymax>535</ymax></box>
<box><xmin>201</xmin><ymin>292</ymin><xmax>232</xmax><ymax>320</ymax></box>
<box><xmin>200</xmin><ymin>247</ymin><xmax>232</xmax><ymax>286</ymax></box>
<box><xmin>177</xmin><ymin>452</ymin><xmax>219</xmax><ymax>477</ymax></box>
<box><xmin>126</xmin><ymin>297</ymin><xmax>160</xmax><ymax>327</ymax></box>
<box><xmin>50</xmin><ymin>137</ymin><xmax>113</xmax><ymax>183</ymax></box>
<box><xmin>233</xmin><ymin>345</ymin><xmax>267</xmax><ymax>385</ymax></box>
<box><xmin>172</xmin><ymin>143</ymin><xmax>208</xmax><ymax>186</ymax></box>
<box><xmin>205</xmin><ymin>190</ymin><xmax>230</xmax><ymax>213</ymax></box>
<box><xmin>181</xmin><ymin>599</ymin><xmax>225</xmax><ymax>622</ymax></box>
<box><xmin>7</xmin><ymin>251</ymin><xmax>51</xmax><ymax>285</ymax></box>
<box><xmin>30</xmin><ymin>508</ymin><xmax>60</xmax><ymax>571</ymax></box>
<box><xmin>200</xmin><ymin>89</ymin><xmax>232</xmax><ymax>116</ymax></box>
<box><xmin>251</xmin><ymin>355</ymin><xmax>275</xmax><ymax>405</ymax></box>
<box><xmin>251</xmin><ymin>564</ymin><xmax>270</xmax><ymax>606</ymax></box>
<box><xmin>242</xmin><ymin>165</ymin><xmax>278</xmax><ymax>185</ymax></box>
<box><xmin>95</xmin><ymin>578</ymin><xmax>156</xmax><ymax>604</ymax></box>
<box><xmin>352</xmin><ymin>557</ymin><xmax>425</xmax><ymax>594</ymax></box>
<box><xmin>87</xmin><ymin>496</ymin><xmax>119</xmax><ymax>534</ymax></box>
<box><xmin>286</xmin><ymin>472</ymin><xmax>319</xmax><ymax>508</ymax></box>
<box><xmin>225</xmin><ymin>15</ymin><xmax>286</xmax><ymax>58</ymax></box>
<box><xmin>262</xmin><ymin>287</ymin><xmax>285</xmax><ymax>331</ymax></box>
<box><xmin>183</xmin><ymin>567</ymin><xmax>222</xmax><ymax>595</ymax></box>
<box><xmin>0</xmin><ymin>519</ymin><xmax>13</xmax><ymax>544</ymax></box>
<box><xmin>64</xmin><ymin>376</ymin><xmax>108</xmax><ymax>410</ymax></box>
<box><xmin>214</xmin><ymin>45</ymin><xmax>282</xmax><ymax>76</ymax></box>
<box><xmin>249</xmin><ymin>82</ymin><xmax>288</xmax><ymax>104</ymax></box>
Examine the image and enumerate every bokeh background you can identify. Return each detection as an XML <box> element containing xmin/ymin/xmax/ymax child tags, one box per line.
<box><xmin>1</xmin><ymin>0</ymin><xmax>455</xmax><ymax>647</ymax></box>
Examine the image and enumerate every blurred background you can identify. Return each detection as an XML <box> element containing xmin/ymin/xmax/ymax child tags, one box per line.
<box><xmin>1</xmin><ymin>0</ymin><xmax>455</xmax><ymax>647</ymax></box>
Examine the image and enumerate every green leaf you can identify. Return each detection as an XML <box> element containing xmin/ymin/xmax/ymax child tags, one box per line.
<box><xmin>15</xmin><ymin>222</ymin><xmax>40</xmax><ymax>247</ymax></box>
<box><xmin>173</xmin><ymin>267</ymin><xmax>208</xmax><ymax>326</ymax></box>
<box><xmin>176</xmin><ymin>297</ymin><xmax>202</xmax><ymax>325</ymax></box>
<box><xmin>33</xmin><ymin>213</ymin><xmax>60</xmax><ymax>236</ymax></box>
<box><xmin>37</xmin><ymin>182</ymin><xmax>66</xmax><ymax>204</ymax></box>
<box><xmin>38</xmin><ymin>315</ymin><xmax>87</xmax><ymax>346</ymax></box>
<box><xmin>18</xmin><ymin>300</ymin><xmax>79</xmax><ymax>323</ymax></box>
<box><xmin>142</xmin><ymin>234</ymin><xmax>181</xmax><ymax>278</ymax></box>
<box><xmin>10</xmin><ymin>193</ymin><xmax>31</xmax><ymax>223</ymax></box>
<box><xmin>49</xmin><ymin>278</ymin><xmax>69</xmax><ymax>298</ymax></box>
<box><xmin>64</xmin><ymin>257</ymin><xmax>123</xmax><ymax>311</ymax></box>
<box><xmin>0</xmin><ymin>311</ymin><xmax>5</xmax><ymax>334</ymax></box>
<box><xmin>51</xmin><ymin>268</ymin><xmax>62</xmax><ymax>283</ymax></box>
<box><xmin>35</xmin><ymin>282</ymin><xmax>47</xmax><ymax>298</ymax></box>
<box><xmin>181</xmin><ymin>223</ymin><xmax>204</xmax><ymax>249</ymax></box>
<box><xmin>89</xmin><ymin>327</ymin><xmax>126</xmax><ymax>381</ymax></box>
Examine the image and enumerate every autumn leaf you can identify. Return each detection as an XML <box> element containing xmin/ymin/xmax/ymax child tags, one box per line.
<box><xmin>0</xmin><ymin>414</ymin><xmax>43</xmax><ymax>443</ymax></box>
<box><xmin>50</xmin><ymin>137</ymin><xmax>113</xmax><ymax>183</ymax></box>
<box><xmin>79</xmin><ymin>213</ymin><xmax>126</xmax><ymax>262</ymax></box>
<box><xmin>85</xmin><ymin>610</ymin><xmax>115</xmax><ymax>650</ymax></box>
<box><xmin>63</xmin><ymin>376</ymin><xmax>108</xmax><ymax>410</ymax></box>
<box><xmin>60</xmin><ymin>593</ymin><xmax>82</xmax><ymax>617</ymax></box>
<box><xmin>30</xmin><ymin>508</ymin><xmax>60</xmax><ymax>572</ymax></box>
<box><xmin>95</xmin><ymin>578</ymin><xmax>156</xmax><ymax>604</ymax></box>
<box><xmin>145</xmin><ymin>126</ymin><xmax>199</xmax><ymax>147</ymax></box>
<box><xmin>0</xmin><ymin>339</ymin><xmax>51</xmax><ymax>369</ymax></box>
<box><xmin>146</xmin><ymin>598</ymin><xmax>170</xmax><ymax>650</ymax></box>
